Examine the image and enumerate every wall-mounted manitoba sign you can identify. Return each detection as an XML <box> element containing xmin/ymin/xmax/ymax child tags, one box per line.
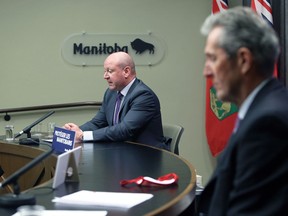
<box><xmin>61</xmin><ymin>32</ymin><xmax>165</xmax><ymax>66</ymax></box>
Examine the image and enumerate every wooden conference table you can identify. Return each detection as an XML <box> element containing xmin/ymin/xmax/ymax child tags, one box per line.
<box><xmin>0</xmin><ymin>139</ymin><xmax>196</xmax><ymax>216</ymax></box>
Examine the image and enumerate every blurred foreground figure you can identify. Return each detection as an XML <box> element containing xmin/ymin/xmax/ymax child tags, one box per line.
<box><xmin>198</xmin><ymin>7</ymin><xmax>288</xmax><ymax>216</ymax></box>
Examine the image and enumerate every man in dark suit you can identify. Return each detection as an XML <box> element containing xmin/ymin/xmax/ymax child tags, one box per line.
<box><xmin>64</xmin><ymin>52</ymin><xmax>168</xmax><ymax>150</ymax></box>
<box><xmin>198</xmin><ymin>7</ymin><xmax>288</xmax><ymax>215</ymax></box>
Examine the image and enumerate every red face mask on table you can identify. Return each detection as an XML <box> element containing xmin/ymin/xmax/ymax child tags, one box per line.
<box><xmin>120</xmin><ymin>173</ymin><xmax>178</xmax><ymax>187</ymax></box>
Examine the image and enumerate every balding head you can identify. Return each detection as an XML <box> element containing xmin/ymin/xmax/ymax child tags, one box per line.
<box><xmin>103</xmin><ymin>52</ymin><xmax>137</xmax><ymax>91</ymax></box>
<box><xmin>104</xmin><ymin>52</ymin><xmax>136</xmax><ymax>75</ymax></box>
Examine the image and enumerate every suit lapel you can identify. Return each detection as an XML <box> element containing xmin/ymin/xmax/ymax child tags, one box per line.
<box><xmin>118</xmin><ymin>79</ymin><xmax>140</xmax><ymax>116</ymax></box>
<box><xmin>115</xmin><ymin>79</ymin><xmax>141</xmax><ymax>123</ymax></box>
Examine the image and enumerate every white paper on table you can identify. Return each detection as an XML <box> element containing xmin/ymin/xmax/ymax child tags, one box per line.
<box><xmin>12</xmin><ymin>210</ymin><xmax>107</xmax><ymax>216</ymax></box>
<box><xmin>52</xmin><ymin>190</ymin><xmax>153</xmax><ymax>209</ymax></box>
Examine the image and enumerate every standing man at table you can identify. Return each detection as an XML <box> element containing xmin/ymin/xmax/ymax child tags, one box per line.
<box><xmin>198</xmin><ymin>7</ymin><xmax>288</xmax><ymax>215</ymax></box>
<box><xmin>64</xmin><ymin>52</ymin><xmax>168</xmax><ymax>150</ymax></box>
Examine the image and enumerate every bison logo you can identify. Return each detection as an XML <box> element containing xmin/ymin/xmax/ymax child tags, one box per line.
<box><xmin>131</xmin><ymin>38</ymin><xmax>155</xmax><ymax>54</ymax></box>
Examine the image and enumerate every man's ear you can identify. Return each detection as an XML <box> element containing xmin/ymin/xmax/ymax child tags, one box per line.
<box><xmin>237</xmin><ymin>47</ymin><xmax>253</xmax><ymax>75</ymax></box>
<box><xmin>123</xmin><ymin>66</ymin><xmax>131</xmax><ymax>78</ymax></box>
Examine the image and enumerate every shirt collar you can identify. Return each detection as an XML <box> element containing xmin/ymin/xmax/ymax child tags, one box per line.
<box><xmin>119</xmin><ymin>78</ymin><xmax>136</xmax><ymax>97</ymax></box>
<box><xmin>238</xmin><ymin>78</ymin><xmax>271</xmax><ymax>120</ymax></box>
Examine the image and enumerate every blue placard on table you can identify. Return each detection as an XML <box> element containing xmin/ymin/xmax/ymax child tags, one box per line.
<box><xmin>52</xmin><ymin>126</ymin><xmax>76</xmax><ymax>153</ymax></box>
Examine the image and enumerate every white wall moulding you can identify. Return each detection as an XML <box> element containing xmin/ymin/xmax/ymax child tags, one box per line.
<box><xmin>61</xmin><ymin>32</ymin><xmax>166</xmax><ymax>67</ymax></box>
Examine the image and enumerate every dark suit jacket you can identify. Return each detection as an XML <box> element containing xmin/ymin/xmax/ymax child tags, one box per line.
<box><xmin>198</xmin><ymin>78</ymin><xmax>288</xmax><ymax>215</ymax></box>
<box><xmin>80</xmin><ymin>78</ymin><xmax>168</xmax><ymax>149</ymax></box>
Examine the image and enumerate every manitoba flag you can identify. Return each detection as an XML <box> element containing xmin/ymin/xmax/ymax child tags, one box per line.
<box><xmin>205</xmin><ymin>0</ymin><xmax>238</xmax><ymax>156</ymax></box>
<box><xmin>250</xmin><ymin>0</ymin><xmax>278</xmax><ymax>77</ymax></box>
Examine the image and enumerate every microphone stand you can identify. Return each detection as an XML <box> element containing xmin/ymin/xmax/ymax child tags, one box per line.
<box><xmin>14</xmin><ymin>111</ymin><xmax>55</xmax><ymax>145</ymax></box>
<box><xmin>0</xmin><ymin>147</ymin><xmax>54</xmax><ymax>207</ymax></box>
<box><xmin>18</xmin><ymin>129</ymin><xmax>39</xmax><ymax>146</ymax></box>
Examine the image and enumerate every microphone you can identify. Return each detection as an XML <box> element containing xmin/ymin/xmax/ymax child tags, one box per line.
<box><xmin>14</xmin><ymin>110</ymin><xmax>55</xmax><ymax>145</ymax></box>
<box><xmin>0</xmin><ymin>147</ymin><xmax>54</xmax><ymax>207</ymax></box>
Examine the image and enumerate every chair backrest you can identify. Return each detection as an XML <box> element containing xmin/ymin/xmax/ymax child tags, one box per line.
<box><xmin>163</xmin><ymin>124</ymin><xmax>184</xmax><ymax>155</ymax></box>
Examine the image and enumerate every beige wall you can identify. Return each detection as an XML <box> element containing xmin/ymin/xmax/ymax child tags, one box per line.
<box><xmin>0</xmin><ymin>0</ymin><xmax>242</xmax><ymax>185</ymax></box>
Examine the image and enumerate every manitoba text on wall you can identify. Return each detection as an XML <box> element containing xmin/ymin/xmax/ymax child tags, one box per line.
<box><xmin>61</xmin><ymin>32</ymin><xmax>165</xmax><ymax>66</ymax></box>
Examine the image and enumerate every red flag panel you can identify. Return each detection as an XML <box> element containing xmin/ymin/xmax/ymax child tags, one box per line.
<box><xmin>205</xmin><ymin>0</ymin><xmax>238</xmax><ymax>156</ymax></box>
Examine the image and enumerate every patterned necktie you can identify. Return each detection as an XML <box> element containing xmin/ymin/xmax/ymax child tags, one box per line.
<box><xmin>113</xmin><ymin>92</ymin><xmax>123</xmax><ymax>125</ymax></box>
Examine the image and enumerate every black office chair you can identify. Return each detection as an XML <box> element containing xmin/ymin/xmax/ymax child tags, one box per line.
<box><xmin>163</xmin><ymin>123</ymin><xmax>184</xmax><ymax>155</ymax></box>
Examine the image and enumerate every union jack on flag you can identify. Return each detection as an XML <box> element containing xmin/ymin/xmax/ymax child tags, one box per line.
<box><xmin>212</xmin><ymin>0</ymin><xmax>228</xmax><ymax>13</ymax></box>
<box><xmin>250</xmin><ymin>0</ymin><xmax>278</xmax><ymax>77</ymax></box>
<box><xmin>251</xmin><ymin>0</ymin><xmax>273</xmax><ymax>25</ymax></box>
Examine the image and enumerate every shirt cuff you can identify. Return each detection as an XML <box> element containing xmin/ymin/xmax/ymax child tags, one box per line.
<box><xmin>83</xmin><ymin>131</ymin><xmax>93</xmax><ymax>141</ymax></box>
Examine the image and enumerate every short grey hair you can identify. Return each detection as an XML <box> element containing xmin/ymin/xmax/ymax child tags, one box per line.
<box><xmin>201</xmin><ymin>6</ymin><xmax>280</xmax><ymax>76</ymax></box>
